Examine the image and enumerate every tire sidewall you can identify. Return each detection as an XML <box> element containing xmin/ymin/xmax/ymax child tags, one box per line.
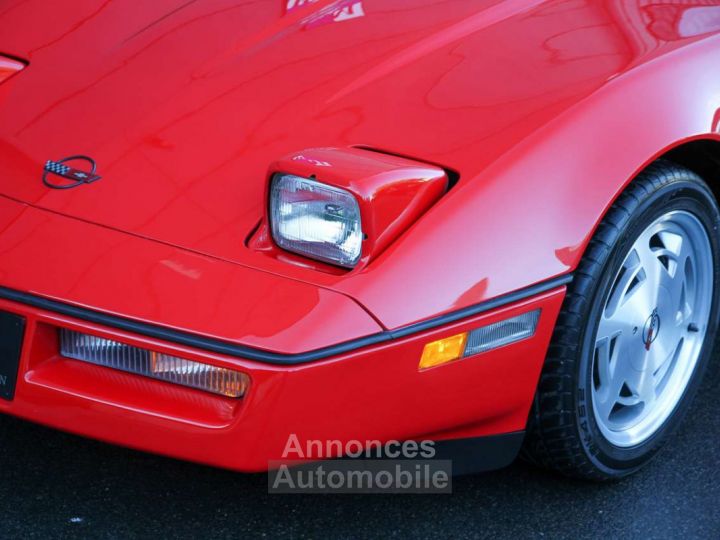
<box><xmin>575</xmin><ymin>179</ymin><xmax>720</xmax><ymax>475</ymax></box>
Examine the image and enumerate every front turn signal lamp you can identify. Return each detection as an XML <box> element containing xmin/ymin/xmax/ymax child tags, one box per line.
<box><xmin>419</xmin><ymin>310</ymin><xmax>540</xmax><ymax>369</ymax></box>
<box><xmin>59</xmin><ymin>329</ymin><xmax>249</xmax><ymax>398</ymax></box>
<box><xmin>419</xmin><ymin>333</ymin><xmax>468</xmax><ymax>369</ymax></box>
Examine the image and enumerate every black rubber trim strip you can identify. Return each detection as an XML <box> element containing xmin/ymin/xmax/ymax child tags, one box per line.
<box><xmin>323</xmin><ymin>431</ymin><xmax>525</xmax><ymax>476</ymax></box>
<box><xmin>0</xmin><ymin>274</ymin><xmax>572</xmax><ymax>365</ymax></box>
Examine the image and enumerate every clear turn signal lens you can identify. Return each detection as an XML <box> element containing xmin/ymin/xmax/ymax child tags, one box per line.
<box><xmin>464</xmin><ymin>310</ymin><xmax>540</xmax><ymax>357</ymax></box>
<box><xmin>59</xmin><ymin>329</ymin><xmax>249</xmax><ymax>398</ymax></box>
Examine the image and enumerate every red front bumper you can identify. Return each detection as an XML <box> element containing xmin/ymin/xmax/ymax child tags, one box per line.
<box><xmin>0</xmin><ymin>288</ymin><xmax>562</xmax><ymax>472</ymax></box>
<box><xmin>0</xmin><ymin>196</ymin><xmax>565</xmax><ymax>472</ymax></box>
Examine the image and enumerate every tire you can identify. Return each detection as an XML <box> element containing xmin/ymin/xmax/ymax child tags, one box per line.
<box><xmin>523</xmin><ymin>160</ymin><xmax>720</xmax><ymax>480</ymax></box>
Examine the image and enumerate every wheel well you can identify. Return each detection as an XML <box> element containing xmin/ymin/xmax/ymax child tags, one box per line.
<box><xmin>662</xmin><ymin>139</ymin><xmax>720</xmax><ymax>200</ymax></box>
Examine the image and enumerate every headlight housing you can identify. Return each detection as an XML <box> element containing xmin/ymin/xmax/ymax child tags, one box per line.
<box><xmin>258</xmin><ymin>148</ymin><xmax>450</xmax><ymax>270</ymax></box>
<box><xmin>270</xmin><ymin>174</ymin><xmax>363</xmax><ymax>268</ymax></box>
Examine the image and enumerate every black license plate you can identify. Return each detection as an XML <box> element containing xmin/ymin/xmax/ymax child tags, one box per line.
<box><xmin>0</xmin><ymin>311</ymin><xmax>25</xmax><ymax>401</ymax></box>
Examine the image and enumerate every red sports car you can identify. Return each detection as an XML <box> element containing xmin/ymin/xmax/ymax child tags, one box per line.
<box><xmin>1</xmin><ymin>0</ymin><xmax>719</xmax><ymax>481</ymax></box>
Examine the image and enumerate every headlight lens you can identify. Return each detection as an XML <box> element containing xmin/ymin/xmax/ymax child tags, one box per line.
<box><xmin>270</xmin><ymin>174</ymin><xmax>363</xmax><ymax>267</ymax></box>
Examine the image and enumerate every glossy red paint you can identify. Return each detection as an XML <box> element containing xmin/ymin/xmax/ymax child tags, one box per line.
<box><xmin>2</xmin><ymin>1</ymin><xmax>720</xmax><ymax>331</ymax></box>
<box><xmin>0</xmin><ymin>1</ymin><xmax>719</xmax><ymax>470</ymax></box>
<box><xmin>0</xmin><ymin>286</ymin><xmax>563</xmax><ymax>471</ymax></box>
<box><xmin>0</xmin><ymin>197</ymin><xmax>381</xmax><ymax>354</ymax></box>
<box><xmin>257</xmin><ymin>147</ymin><xmax>448</xmax><ymax>269</ymax></box>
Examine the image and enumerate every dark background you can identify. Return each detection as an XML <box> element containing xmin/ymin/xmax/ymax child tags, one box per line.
<box><xmin>0</xmin><ymin>369</ymin><xmax>717</xmax><ymax>539</ymax></box>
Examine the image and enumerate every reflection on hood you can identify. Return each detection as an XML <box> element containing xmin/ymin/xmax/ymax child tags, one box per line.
<box><xmin>643</xmin><ymin>2</ymin><xmax>720</xmax><ymax>40</ymax></box>
<box><xmin>285</xmin><ymin>0</ymin><xmax>365</xmax><ymax>28</ymax></box>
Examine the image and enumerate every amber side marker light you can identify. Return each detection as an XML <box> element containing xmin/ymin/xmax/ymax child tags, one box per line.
<box><xmin>59</xmin><ymin>329</ymin><xmax>249</xmax><ymax>397</ymax></box>
<box><xmin>0</xmin><ymin>55</ymin><xmax>26</xmax><ymax>85</ymax></box>
<box><xmin>419</xmin><ymin>310</ymin><xmax>541</xmax><ymax>369</ymax></box>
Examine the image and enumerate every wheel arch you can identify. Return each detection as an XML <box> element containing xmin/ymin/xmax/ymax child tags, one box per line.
<box><xmin>583</xmin><ymin>135</ymin><xmax>720</xmax><ymax>271</ymax></box>
<box><xmin>663</xmin><ymin>138</ymin><xmax>720</xmax><ymax>201</ymax></box>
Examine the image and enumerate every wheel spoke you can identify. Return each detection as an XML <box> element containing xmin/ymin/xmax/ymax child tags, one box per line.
<box><xmin>648</xmin><ymin>334</ymin><xmax>672</xmax><ymax>373</ymax></box>
<box><xmin>594</xmin><ymin>333</ymin><xmax>639</xmax><ymax>423</ymax></box>
<box><xmin>632</xmin><ymin>370</ymin><xmax>657</xmax><ymax>408</ymax></box>
<box><xmin>604</xmin><ymin>249</ymin><xmax>646</xmax><ymax>319</ymax></box>
<box><xmin>595</xmin><ymin>372</ymin><xmax>625</xmax><ymax>424</ymax></box>
<box><xmin>657</xmin><ymin>235</ymin><xmax>693</xmax><ymax>327</ymax></box>
<box><xmin>636</xmin><ymin>241</ymin><xmax>664</xmax><ymax>303</ymax></box>
<box><xmin>653</xmin><ymin>338</ymin><xmax>683</xmax><ymax>385</ymax></box>
<box><xmin>607</xmin><ymin>271</ymin><xmax>653</xmax><ymax>332</ymax></box>
<box><xmin>596</xmin><ymin>314</ymin><xmax>634</xmax><ymax>344</ymax></box>
<box><xmin>594</xmin><ymin>338</ymin><xmax>613</xmax><ymax>395</ymax></box>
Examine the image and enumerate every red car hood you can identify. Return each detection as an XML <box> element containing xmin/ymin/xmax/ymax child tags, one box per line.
<box><xmin>0</xmin><ymin>0</ymin><xmax>702</xmax><ymax>270</ymax></box>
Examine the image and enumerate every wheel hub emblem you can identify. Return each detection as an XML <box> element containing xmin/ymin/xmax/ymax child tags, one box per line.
<box><xmin>642</xmin><ymin>308</ymin><xmax>661</xmax><ymax>351</ymax></box>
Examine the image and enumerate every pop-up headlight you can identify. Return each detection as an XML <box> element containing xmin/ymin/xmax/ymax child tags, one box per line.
<box><xmin>264</xmin><ymin>147</ymin><xmax>450</xmax><ymax>269</ymax></box>
<box><xmin>270</xmin><ymin>174</ymin><xmax>363</xmax><ymax>268</ymax></box>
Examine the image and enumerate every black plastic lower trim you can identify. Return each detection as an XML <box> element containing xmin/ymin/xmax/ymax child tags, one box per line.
<box><xmin>432</xmin><ymin>431</ymin><xmax>526</xmax><ymax>475</ymax></box>
<box><xmin>332</xmin><ymin>430</ymin><xmax>526</xmax><ymax>476</ymax></box>
<box><xmin>0</xmin><ymin>274</ymin><xmax>571</xmax><ymax>365</ymax></box>
<box><xmin>0</xmin><ymin>311</ymin><xmax>25</xmax><ymax>401</ymax></box>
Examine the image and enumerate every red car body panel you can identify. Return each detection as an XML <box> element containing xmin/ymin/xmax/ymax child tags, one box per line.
<box><xmin>0</xmin><ymin>286</ymin><xmax>563</xmax><ymax>471</ymax></box>
<box><xmin>1</xmin><ymin>0</ymin><xmax>719</xmax><ymax>330</ymax></box>
<box><xmin>0</xmin><ymin>198</ymin><xmax>386</xmax><ymax>355</ymax></box>
<box><xmin>0</xmin><ymin>0</ymin><xmax>719</xmax><ymax>470</ymax></box>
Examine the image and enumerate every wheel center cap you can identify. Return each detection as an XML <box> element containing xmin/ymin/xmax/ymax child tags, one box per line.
<box><xmin>642</xmin><ymin>308</ymin><xmax>661</xmax><ymax>351</ymax></box>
